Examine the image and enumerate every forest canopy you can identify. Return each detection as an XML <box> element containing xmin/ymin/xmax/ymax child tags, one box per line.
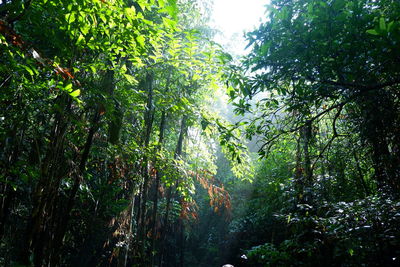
<box><xmin>1</xmin><ymin>0</ymin><xmax>400</xmax><ymax>266</ymax></box>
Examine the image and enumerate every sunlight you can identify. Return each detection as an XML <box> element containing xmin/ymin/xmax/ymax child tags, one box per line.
<box><xmin>3</xmin><ymin>0</ymin><xmax>398</xmax><ymax>266</ymax></box>
<box><xmin>210</xmin><ymin>0</ymin><xmax>269</xmax><ymax>55</ymax></box>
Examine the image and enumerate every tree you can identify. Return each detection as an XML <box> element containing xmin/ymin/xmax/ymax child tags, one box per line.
<box><xmin>230</xmin><ymin>0</ymin><xmax>400</xmax><ymax>195</ymax></box>
<box><xmin>0</xmin><ymin>0</ymin><xmax>249</xmax><ymax>266</ymax></box>
<box><xmin>221</xmin><ymin>1</ymin><xmax>400</xmax><ymax>265</ymax></box>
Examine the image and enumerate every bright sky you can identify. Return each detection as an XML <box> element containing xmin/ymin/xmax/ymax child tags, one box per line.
<box><xmin>210</xmin><ymin>0</ymin><xmax>268</xmax><ymax>56</ymax></box>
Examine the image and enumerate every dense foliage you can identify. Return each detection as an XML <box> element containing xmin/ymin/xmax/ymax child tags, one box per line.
<box><xmin>0</xmin><ymin>0</ymin><xmax>242</xmax><ymax>266</ymax></box>
<box><xmin>1</xmin><ymin>0</ymin><xmax>400</xmax><ymax>266</ymax></box>
<box><xmin>222</xmin><ymin>0</ymin><xmax>400</xmax><ymax>266</ymax></box>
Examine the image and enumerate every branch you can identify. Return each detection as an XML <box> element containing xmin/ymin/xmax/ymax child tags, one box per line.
<box><xmin>310</xmin><ymin>105</ymin><xmax>345</xmax><ymax>173</ymax></box>
<box><xmin>259</xmin><ymin>101</ymin><xmax>347</xmax><ymax>155</ymax></box>
<box><xmin>332</xmin><ymin>104</ymin><xmax>343</xmax><ymax>137</ymax></box>
<box><xmin>257</xmin><ymin>65</ymin><xmax>400</xmax><ymax>157</ymax></box>
<box><xmin>258</xmin><ymin>72</ymin><xmax>400</xmax><ymax>156</ymax></box>
<box><xmin>307</xmin><ymin>76</ymin><xmax>400</xmax><ymax>92</ymax></box>
<box><xmin>0</xmin><ymin>75</ymin><xmax>12</xmax><ymax>88</ymax></box>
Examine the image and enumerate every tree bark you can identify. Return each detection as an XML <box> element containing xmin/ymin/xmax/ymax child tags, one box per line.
<box><xmin>150</xmin><ymin>110</ymin><xmax>167</xmax><ymax>266</ymax></box>
<box><xmin>359</xmin><ymin>92</ymin><xmax>400</xmax><ymax>194</ymax></box>
<box><xmin>20</xmin><ymin>95</ymin><xmax>72</xmax><ymax>266</ymax></box>
<box><xmin>136</xmin><ymin>72</ymin><xmax>155</xmax><ymax>265</ymax></box>
<box><xmin>352</xmin><ymin>148</ymin><xmax>370</xmax><ymax>197</ymax></box>
<box><xmin>301</xmin><ymin>121</ymin><xmax>312</xmax><ymax>186</ymax></box>
<box><xmin>159</xmin><ymin>115</ymin><xmax>187</xmax><ymax>266</ymax></box>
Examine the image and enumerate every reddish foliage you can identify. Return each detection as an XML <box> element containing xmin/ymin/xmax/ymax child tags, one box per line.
<box><xmin>180</xmin><ymin>200</ymin><xmax>199</xmax><ymax>220</ymax></box>
<box><xmin>0</xmin><ymin>19</ymin><xmax>81</xmax><ymax>87</ymax></box>
<box><xmin>189</xmin><ymin>169</ymin><xmax>232</xmax><ymax>220</ymax></box>
<box><xmin>0</xmin><ymin>20</ymin><xmax>25</xmax><ymax>48</ymax></box>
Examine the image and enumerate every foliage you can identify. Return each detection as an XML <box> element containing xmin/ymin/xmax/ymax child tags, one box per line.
<box><xmin>245</xmin><ymin>194</ymin><xmax>400</xmax><ymax>266</ymax></box>
<box><xmin>219</xmin><ymin>0</ymin><xmax>400</xmax><ymax>266</ymax></box>
<box><xmin>228</xmin><ymin>0</ymin><xmax>400</xmax><ymax>192</ymax></box>
<box><xmin>2</xmin><ymin>0</ymin><xmax>400</xmax><ymax>266</ymax></box>
<box><xmin>0</xmin><ymin>0</ymin><xmax>243</xmax><ymax>266</ymax></box>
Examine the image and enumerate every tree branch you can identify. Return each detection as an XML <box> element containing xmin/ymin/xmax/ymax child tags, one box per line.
<box><xmin>307</xmin><ymin>76</ymin><xmax>400</xmax><ymax>92</ymax></box>
<box><xmin>259</xmin><ymin>73</ymin><xmax>400</xmax><ymax>156</ymax></box>
<box><xmin>259</xmin><ymin>101</ymin><xmax>347</xmax><ymax>155</ymax></box>
<box><xmin>311</xmin><ymin>105</ymin><xmax>345</xmax><ymax>173</ymax></box>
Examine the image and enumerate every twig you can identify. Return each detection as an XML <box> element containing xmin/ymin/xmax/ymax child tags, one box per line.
<box><xmin>310</xmin><ymin>106</ymin><xmax>343</xmax><ymax>173</ymax></box>
<box><xmin>259</xmin><ymin>101</ymin><xmax>346</xmax><ymax>153</ymax></box>
<box><xmin>0</xmin><ymin>75</ymin><xmax>12</xmax><ymax>88</ymax></box>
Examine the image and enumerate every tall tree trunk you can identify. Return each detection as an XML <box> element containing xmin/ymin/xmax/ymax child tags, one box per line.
<box><xmin>359</xmin><ymin>92</ymin><xmax>399</xmax><ymax>194</ymax></box>
<box><xmin>136</xmin><ymin>72</ymin><xmax>154</xmax><ymax>265</ymax></box>
<box><xmin>49</xmin><ymin>109</ymin><xmax>101</xmax><ymax>266</ymax></box>
<box><xmin>47</xmin><ymin>69</ymin><xmax>114</xmax><ymax>266</ymax></box>
<box><xmin>150</xmin><ymin>70</ymin><xmax>171</xmax><ymax>266</ymax></box>
<box><xmin>294</xmin><ymin>121</ymin><xmax>313</xmax><ymax>203</ymax></box>
<box><xmin>159</xmin><ymin>115</ymin><xmax>187</xmax><ymax>267</ymax></box>
<box><xmin>179</xmin><ymin>218</ymin><xmax>184</xmax><ymax>267</ymax></box>
<box><xmin>0</xmin><ymin>115</ymin><xmax>24</xmax><ymax>239</ymax></box>
<box><xmin>294</xmin><ymin>133</ymin><xmax>303</xmax><ymax>200</ymax></box>
<box><xmin>150</xmin><ymin>110</ymin><xmax>167</xmax><ymax>266</ymax></box>
<box><xmin>20</xmin><ymin>95</ymin><xmax>72</xmax><ymax>266</ymax></box>
<box><xmin>301</xmin><ymin>121</ymin><xmax>312</xmax><ymax>186</ymax></box>
<box><xmin>122</xmin><ymin>185</ymin><xmax>137</xmax><ymax>267</ymax></box>
<box><xmin>352</xmin><ymin>148</ymin><xmax>370</xmax><ymax>197</ymax></box>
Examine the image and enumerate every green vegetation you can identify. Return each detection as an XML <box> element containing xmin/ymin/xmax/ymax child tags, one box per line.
<box><xmin>1</xmin><ymin>0</ymin><xmax>400</xmax><ymax>266</ymax></box>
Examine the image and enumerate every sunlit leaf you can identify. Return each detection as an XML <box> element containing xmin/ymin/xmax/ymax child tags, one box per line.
<box><xmin>69</xmin><ymin>89</ymin><xmax>81</xmax><ymax>97</ymax></box>
<box><xmin>124</xmin><ymin>74</ymin><xmax>138</xmax><ymax>84</ymax></box>
<box><xmin>136</xmin><ymin>35</ymin><xmax>145</xmax><ymax>48</ymax></box>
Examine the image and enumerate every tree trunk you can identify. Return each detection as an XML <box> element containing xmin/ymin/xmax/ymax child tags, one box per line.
<box><xmin>136</xmin><ymin>72</ymin><xmax>155</xmax><ymax>265</ymax></box>
<box><xmin>20</xmin><ymin>95</ymin><xmax>72</xmax><ymax>266</ymax></box>
<box><xmin>352</xmin><ymin>147</ymin><xmax>370</xmax><ymax>196</ymax></box>
<box><xmin>159</xmin><ymin>115</ymin><xmax>187</xmax><ymax>266</ymax></box>
<box><xmin>359</xmin><ymin>92</ymin><xmax>400</xmax><ymax>194</ymax></box>
<box><xmin>49</xmin><ymin>109</ymin><xmax>101</xmax><ymax>266</ymax></box>
<box><xmin>301</xmin><ymin>121</ymin><xmax>312</xmax><ymax>185</ymax></box>
<box><xmin>150</xmin><ymin>110</ymin><xmax>167</xmax><ymax>266</ymax></box>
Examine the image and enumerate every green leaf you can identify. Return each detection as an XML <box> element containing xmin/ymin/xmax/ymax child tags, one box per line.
<box><xmin>158</xmin><ymin>0</ymin><xmax>166</xmax><ymax>8</ymax></box>
<box><xmin>366</xmin><ymin>29</ymin><xmax>379</xmax><ymax>35</ymax></box>
<box><xmin>379</xmin><ymin>17</ymin><xmax>386</xmax><ymax>31</ymax></box>
<box><xmin>69</xmin><ymin>89</ymin><xmax>81</xmax><ymax>97</ymax></box>
<box><xmin>21</xmin><ymin>65</ymin><xmax>34</xmax><ymax>76</ymax></box>
<box><xmin>387</xmin><ymin>21</ymin><xmax>396</xmax><ymax>32</ymax></box>
<box><xmin>124</xmin><ymin>74</ymin><xmax>138</xmax><ymax>84</ymax></box>
<box><xmin>137</xmin><ymin>0</ymin><xmax>151</xmax><ymax>11</ymax></box>
<box><xmin>99</xmin><ymin>13</ymin><xmax>107</xmax><ymax>23</ymax></box>
<box><xmin>64</xmin><ymin>83</ymin><xmax>73</xmax><ymax>92</ymax></box>
<box><xmin>65</xmin><ymin>12</ymin><xmax>76</xmax><ymax>23</ymax></box>
<box><xmin>201</xmin><ymin>119</ymin><xmax>210</xmax><ymax>130</ymax></box>
<box><xmin>81</xmin><ymin>24</ymin><xmax>90</xmax><ymax>36</ymax></box>
<box><xmin>348</xmin><ymin>248</ymin><xmax>354</xmax><ymax>256</ymax></box>
<box><xmin>165</xmin><ymin>0</ymin><xmax>178</xmax><ymax>19</ymax></box>
<box><xmin>76</xmin><ymin>34</ymin><xmax>85</xmax><ymax>45</ymax></box>
<box><xmin>162</xmin><ymin>17</ymin><xmax>177</xmax><ymax>29</ymax></box>
<box><xmin>89</xmin><ymin>65</ymin><xmax>96</xmax><ymax>73</ymax></box>
<box><xmin>136</xmin><ymin>35</ymin><xmax>145</xmax><ymax>48</ymax></box>
<box><xmin>124</xmin><ymin>6</ymin><xmax>136</xmax><ymax>21</ymax></box>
